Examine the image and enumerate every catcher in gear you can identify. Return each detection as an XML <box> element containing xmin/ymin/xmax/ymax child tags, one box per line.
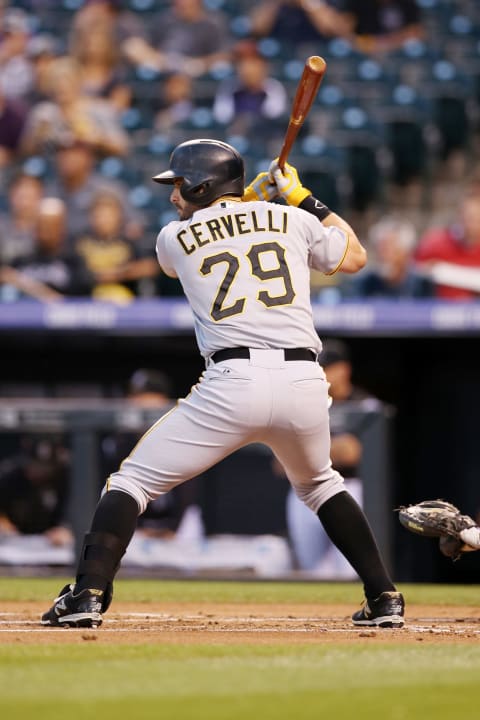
<box><xmin>398</xmin><ymin>499</ymin><xmax>480</xmax><ymax>561</ymax></box>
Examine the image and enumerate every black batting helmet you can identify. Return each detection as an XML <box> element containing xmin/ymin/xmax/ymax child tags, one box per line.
<box><xmin>152</xmin><ymin>139</ymin><xmax>245</xmax><ymax>206</ymax></box>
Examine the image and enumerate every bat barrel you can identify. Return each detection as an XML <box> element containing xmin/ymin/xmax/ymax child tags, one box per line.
<box><xmin>278</xmin><ymin>56</ymin><xmax>327</xmax><ymax>170</ymax></box>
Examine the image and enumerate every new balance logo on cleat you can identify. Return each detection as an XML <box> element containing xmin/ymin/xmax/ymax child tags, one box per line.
<box><xmin>41</xmin><ymin>585</ymin><xmax>104</xmax><ymax>628</ymax></box>
<box><xmin>352</xmin><ymin>591</ymin><xmax>405</xmax><ymax>628</ymax></box>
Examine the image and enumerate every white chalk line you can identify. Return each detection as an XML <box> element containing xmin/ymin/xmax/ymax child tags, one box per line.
<box><xmin>1</xmin><ymin>612</ymin><xmax>479</xmax><ymax>624</ymax></box>
<box><xmin>0</xmin><ymin>627</ymin><xmax>479</xmax><ymax>636</ymax></box>
<box><xmin>1</xmin><ymin>612</ymin><xmax>480</xmax><ymax>636</ymax></box>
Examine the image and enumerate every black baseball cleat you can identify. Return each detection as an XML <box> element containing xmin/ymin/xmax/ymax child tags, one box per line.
<box><xmin>352</xmin><ymin>591</ymin><xmax>405</xmax><ymax>628</ymax></box>
<box><xmin>41</xmin><ymin>584</ymin><xmax>104</xmax><ymax>628</ymax></box>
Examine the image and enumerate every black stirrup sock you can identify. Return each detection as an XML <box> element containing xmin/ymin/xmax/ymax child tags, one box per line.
<box><xmin>75</xmin><ymin>490</ymin><xmax>139</xmax><ymax>593</ymax></box>
<box><xmin>317</xmin><ymin>491</ymin><xmax>396</xmax><ymax>600</ymax></box>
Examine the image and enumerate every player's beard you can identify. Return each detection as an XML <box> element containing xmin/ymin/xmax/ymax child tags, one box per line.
<box><xmin>173</xmin><ymin>198</ymin><xmax>197</xmax><ymax>221</ymax></box>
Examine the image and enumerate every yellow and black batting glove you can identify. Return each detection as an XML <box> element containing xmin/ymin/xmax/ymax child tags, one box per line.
<box><xmin>243</xmin><ymin>172</ymin><xmax>279</xmax><ymax>202</ymax></box>
<box><xmin>268</xmin><ymin>159</ymin><xmax>312</xmax><ymax>206</ymax></box>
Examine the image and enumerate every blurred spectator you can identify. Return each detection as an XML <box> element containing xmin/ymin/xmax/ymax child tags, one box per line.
<box><xmin>44</xmin><ymin>139</ymin><xmax>144</xmax><ymax>241</ymax></box>
<box><xmin>127</xmin><ymin>368</ymin><xmax>173</xmax><ymax>408</ymax></box>
<box><xmin>344</xmin><ymin>216</ymin><xmax>434</xmax><ymax>298</ymax></box>
<box><xmin>0</xmin><ymin>171</ymin><xmax>43</xmax><ymax>264</ymax></box>
<box><xmin>74</xmin><ymin>189</ymin><xmax>159</xmax><ymax>302</ymax></box>
<box><xmin>250</xmin><ymin>0</ymin><xmax>351</xmax><ymax>46</ymax></box>
<box><xmin>342</xmin><ymin>0</ymin><xmax>424</xmax><ymax>55</ymax></box>
<box><xmin>0</xmin><ymin>87</ymin><xmax>28</xmax><ymax>169</ymax></box>
<box><xmin>153</xmin><ymin>71</ymin><xmax>194</xmax><ymax>133</ymax></box>
<box><xmin>284</xmin><ymin>339</ymin><xmax>375</xmax><ymax>577</ymax></box>
<box><xmin>415</xmin><ymin>179</ymin><xmax>480</xmax><ymax>300</ymax></box>
<box><xmin>318</xmin><ymin>339</ymin><xmax>373</xmax><ymax>407</ymax></box>
<box><xmin>19</xmin><ymin>55</ymin><xmax>130</xmax><ymax>157</ymax></box>
<box><xmin>69</xmin><ymin>0</ymin><xmax>147</xmax><ymax>55</ymax></box>
<box><xmin>123</xmin><ymin>0</ymin><xmax>232</xmax><ymax>77</ymax></box>
<box><xmin>101</xmin><ymin>368</ymin><xmax>200</xmax><ymax>538</ymax></box>
<box><xmin>26</xmin><ymin>33</ymin><xmax>60</xmax><ymax>105</ymax></box>
<box><xmin>0</xmin><ymin>434</ymin><xmax>73</xmax><ymax>546</ymax></box>
<box><xmin>213</xmin><ymin>40</ymin><xmax>287</xmax><ymax>135</ymax></box>
<box><xmin>1</xmin><ymin>196</ymin><xmax>94</xmax><ymax>301</ymax></box>
<box><xmin>0</xmin><ymin>7</ymin><xmax>34</xmax><ymax>102</ymax></box>
<box><xmin>69</xmin><ymin>19</ymin><xmax>132</xmax><ymax>112</ymax></box>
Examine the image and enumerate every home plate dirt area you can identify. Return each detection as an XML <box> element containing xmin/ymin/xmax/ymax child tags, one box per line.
<box><xmin>1</xmin><ymin>602</ymin><xmax>480</xmax><ymax>644</ymax></box>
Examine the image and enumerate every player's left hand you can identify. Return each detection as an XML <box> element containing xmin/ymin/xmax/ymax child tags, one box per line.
<box><xmin>243</xmin><ymin>172</ymin><xmax>278</xmax><ymax>202</ymax></box>
<box><xmin>269</xmin><ymin>159</ymin><xmax>312</xmax><ymax>206</ymax></box>
<box><xmin>45</xmin><ymin>525</ymin><xmax>74</xmax><ymax>547</ymax></box>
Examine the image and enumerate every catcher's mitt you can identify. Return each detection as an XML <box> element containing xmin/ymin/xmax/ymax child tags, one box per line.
<box><xmin>397</xmin><ymin>499</ymin><xmax>479</xmax><ymax>561</ymax></box>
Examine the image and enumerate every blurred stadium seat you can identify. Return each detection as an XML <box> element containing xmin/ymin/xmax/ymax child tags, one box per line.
<box><xmin>1</xmin><ymin>0</ymin><xmax>478</xmax><ymax>231</ymax></box>
<box><xmin>427</xmin><ymin>59</ymin><xmax>472</xmax><ymax>160</ymax></box>
<box><xmin>292</xmin><ymin>136</ymin><xmax>346</xmax><ymax>211</ymax></box>
<box><xmin>377</xmin><ymin>84</ymin><xmax>431</xmax><ymax>185</ymax></box>
<box><xmin>328</xmin><ymin>104</ymin><xmax>385</xmax><ymax>211</ymax></box>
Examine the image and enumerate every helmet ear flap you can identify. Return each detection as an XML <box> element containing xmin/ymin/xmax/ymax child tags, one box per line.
<box><xmin>178</xmin><ymin>177</ymin><xmax>192</xmax><ymax>201</ymax></box>
<box><xmin>180</xmin><ymin>180</ymin><xmax>211</xmax><ymax>203</ymax></box>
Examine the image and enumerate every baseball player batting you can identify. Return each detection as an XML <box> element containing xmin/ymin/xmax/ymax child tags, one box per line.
<box><xmin>42</xmin><ymin>139</ymin><xmax>404</xmax><ymax>629</ymax></box>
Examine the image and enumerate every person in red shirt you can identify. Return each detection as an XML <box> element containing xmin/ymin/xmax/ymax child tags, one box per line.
<box><xmin>415</xmin><ymin>180</ymin><xmax>480</xmax><ymax>300</ymax></box>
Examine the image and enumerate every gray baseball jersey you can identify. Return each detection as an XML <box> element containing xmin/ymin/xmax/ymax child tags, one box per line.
<box><xmin>156</xmin><ymin>200</ymin><xmax>348</xmax><ymax>357</ymax></box>
<box><xmin>107</xmin><ymin>199</ymin><xmax>348</xmax><ymax>516</ymax></box>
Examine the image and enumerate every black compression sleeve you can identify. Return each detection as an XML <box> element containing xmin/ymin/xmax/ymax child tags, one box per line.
<box><xmin>299</xmin><ymin>195</ymin><xmax>331</xmax><ymax>221</ymax></box>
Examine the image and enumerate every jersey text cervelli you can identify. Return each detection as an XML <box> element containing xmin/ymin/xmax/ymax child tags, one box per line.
<box><xmin>176</xmin><ymin>209</ymin><xmax>289</xmax><ymax>255</ymax></box>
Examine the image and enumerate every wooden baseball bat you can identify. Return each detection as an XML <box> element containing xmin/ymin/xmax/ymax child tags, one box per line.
<box><xmin>278</xmin><ymin>56</ymin><xmax>327</xmax><ymax>170</ymax></box>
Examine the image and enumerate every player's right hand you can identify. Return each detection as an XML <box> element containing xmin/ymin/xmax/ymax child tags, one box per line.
<box><xmin>242</xmin><ymin>172</ymin><xmax>278</xmax><ymax>202</ymax></box>
<box><xmin>269</xmin><ymin>159</ymin><xmax>312</xmax><ymax>206</ymax></box>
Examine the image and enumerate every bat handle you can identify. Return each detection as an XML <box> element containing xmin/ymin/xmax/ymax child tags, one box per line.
<box><xmin>278</xmin><ymin>135</ymin><xmax>297</xmax><ymax>171</ymax></box>
<box><xmin>277</xmin><ymin>149</ymin><xmax>289</xmax><ymax>172</ymax></box>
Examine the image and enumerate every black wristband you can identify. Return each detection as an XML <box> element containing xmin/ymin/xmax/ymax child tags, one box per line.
<box><xmin>299</xmin><ymin>195</ymin><xmax>331</xmax><ymax>221</ymax></box>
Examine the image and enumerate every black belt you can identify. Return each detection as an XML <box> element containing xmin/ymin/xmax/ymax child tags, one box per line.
<box><xmin>211</xmin><ymin>347</ymin><xmax>317</xmax><ymax>363</ymax></box>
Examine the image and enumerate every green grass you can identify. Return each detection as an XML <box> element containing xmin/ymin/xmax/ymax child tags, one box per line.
<box><xmin>1</xmin><ymin>578</ymin><xmax>479</xmax><ymax>719</ymax></box>
<box><xmin>0</xmin><ymin>576</ymin><xmax>479</xmax><ymax>605</ymax></box>
<box><xmin>1</xmin><ymin>643</ymin><xmax>479</xmax><ymax>720</ymax></box>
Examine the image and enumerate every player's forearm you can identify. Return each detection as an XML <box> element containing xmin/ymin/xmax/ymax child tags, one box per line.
<box><xmin>119</xmin><ymin>258</ymin><xmax>161</xmax><ymax>281</ymax></box>
<box><xmin>0</xmin><ymin>266</ymin><xmax>64</xmax><ymax>301</ymax></box>
<box><xmin>250</xmin><ymin>1</ymin><xmax>278</xmax><ymax>36</ymax></box>
<box><xmin>301</xmin><ymin>1</ymin><xmax>354</xmax><ymax>37</ymax></box>
<box><xmin>322</xmin><ymin>210</ymin><xmax>355</xmax><ymax>237</ymax></box>
<box><xmin>356</xmin><ymin>24</ymin><xmax>424</xmax><ymax>54</ymax></box>
<box><xmin>330</xmin><ymin>434</ymin><xmax>363</xmax><ymax>466</ymax></box>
